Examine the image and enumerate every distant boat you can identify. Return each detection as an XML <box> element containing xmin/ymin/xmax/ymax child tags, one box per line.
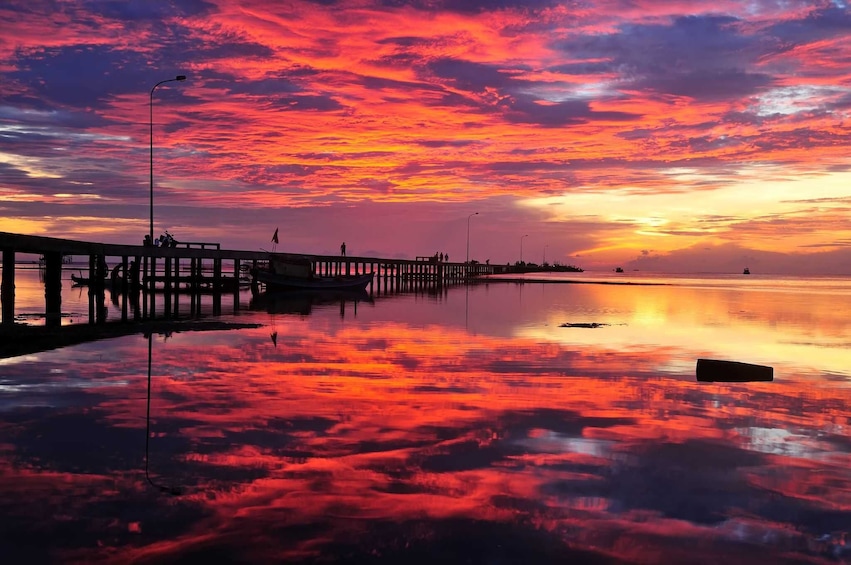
<box><xmin>743</xmin><ymin>267</ymin><xmax>750</xmax><ymax>275</ymax></box>
<box><xmin>614</xmin><ymin>267</ymin><xmax>624</xmax><ymax>273</ymax></box>
<box><xmin>696</xmin><ymin>358</ymin><xmax>773</xmax><ymax>382</ymax></box>
<box><xmin>252</xmin><ymin>254</ymin><xmax>374</xmax><ymax>291</ymax></box>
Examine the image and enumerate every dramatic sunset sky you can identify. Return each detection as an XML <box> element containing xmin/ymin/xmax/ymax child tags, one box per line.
<box><xmin>1</xmin><ymin>0</ymin><xmax>850</xmax><ymax>272</ymax></box>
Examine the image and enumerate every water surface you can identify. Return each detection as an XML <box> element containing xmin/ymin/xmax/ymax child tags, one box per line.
<box><xmin>1</xmin><ymin>268</ymin><xmax>849</xmax><ymax>563</ymax></box>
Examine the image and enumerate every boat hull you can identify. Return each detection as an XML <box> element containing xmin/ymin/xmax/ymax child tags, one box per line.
<box><xmin>253</xmin><ymin>269</ymin><xmax>374</xmax><ymax>291</ymax></box>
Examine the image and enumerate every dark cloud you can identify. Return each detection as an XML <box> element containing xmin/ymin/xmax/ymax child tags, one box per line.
<box><xmin>425</xmin><ymin>57</ymin><xmax>640</xmax><ymax>125</ymax></box>
<box><xmin>413</xmin><ymin>139</ymin><xmax>481</xmax><ymax>148</ymax></box>
<box><xmin>267</xmin><ymin>93</ymin><xmax>345</xmax><ymax>112</ymax></box>
<box><xmin>427</xmin><ymin>57</ymin><xmax>523</xmax><ymax>91</ymax></box>
<box><xmin>555</xmin><ymin>15</ymin><xmax>776</xmax><ymax>101</ymax></box>
<box><xmin>503</xmin><ymin>97</ymin><xmax>639</xmax><ymax>127</ymax></box>
<box><xmin>634</xmin><ymin>68</ymin><xmax>774</xmax><ymax>101</ymax></box>
<box><xmin>6</xmin><ymin>45</ymin><xmax>152</xmax><ymax>109</ymax></box>
<box><xmin>86</xmin><ymin>0</ymin><xmax>216</xmax><ymax>20</ymax></box>
<box><xmin>767</xmin><ymin>5</ymin><xmax>851</xmax><ymax>45</ymax></box>
<box><xmin>376</xmin><ymin>35</ymin><xmax>430</xmax><ymax>47</ymax></box>
<box><xmin>378</xmin><ymin>0</ymin><xmax>562</xmax><ymax>13</ymax></box>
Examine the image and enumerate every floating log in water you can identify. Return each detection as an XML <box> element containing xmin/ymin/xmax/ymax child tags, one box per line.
<box><xmin>696</xmin><ymin>358</ymin><xmax>773</xmax><ymax>382</ymax></box>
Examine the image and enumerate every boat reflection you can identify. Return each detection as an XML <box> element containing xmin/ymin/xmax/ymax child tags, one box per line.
<box><xmin>249</xmin><ymin>288</ymin><xmax>374</xmax><ymax>316</ymax></box>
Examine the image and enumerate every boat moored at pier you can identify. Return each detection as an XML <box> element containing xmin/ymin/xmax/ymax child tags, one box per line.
<box><xmin>251</xmin><ymin>254</ymin><xmax>374</xmax><ymax>292</ymax></box>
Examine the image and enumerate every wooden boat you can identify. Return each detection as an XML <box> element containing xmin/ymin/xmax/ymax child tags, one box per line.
<box><xmin>251</xmin><ymin>254</ymin><xmax>374</xmax><ymax>291</ymax></box>
<box><xmin>696</xmin><ymin>358</ymin><xmax>773</xmax><ymax>382</ymax></box>
<box><xmin>743</xmin><ymin>267</ymin><xmax>750</xmax><ymax>275</ymax></box>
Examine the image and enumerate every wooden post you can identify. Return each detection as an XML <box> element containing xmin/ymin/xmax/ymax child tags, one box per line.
<box><xmin>149</xmin><ymin>257</ymin><xmax>156</xmax><ymax>318</ymax></box>
<box><xmin>44</xmin><ymin>252</ymin><xmax>62</xmax><ymax>327</ymax></box>
<box><xmin>173</xmin><ymin>256</ymin><xmax>180</xmax><ymax>316</ymax></box>
<box><xmin>213</xmin><ymin>257</ymin><xmax>222</xmax><ymax>287</ymax></box>
<box><xmin>1</xmin><ymin>248</ymin><xmax>14</xmax><ymax>326</ymax></box>
<box><xmin>117</xmin><ymin>256</ymin><xmax>126</xmax><ymax>320</ymax></box>
<box><xmin>213</xmin><ymin>258</ymin><xmax>222</xmax><ymax>316</ymax></box>
<box><xmin>163</xmin><ymin>256</ymin><xmax>172</xmax><ymax>318</ymax></box>
<box><xmin>189</xmin><ymin>257</ymin><xmax>198</xmax><ymax>317</ymax></box>
<box><xmin>233</xmin><ymin>259</ymin><xmax>241</xmax><ymax>313</ymax></box>
<box><xmin>164</xmin><ymin>256</ymin><xmax>172</xmax><ymax>290</ymax></box>
<box><xmin>87</xmin><ymin>254</ymin><xmax>95</xmax><ymax>324</ymax></box>
<box><xmin>132</xmin><ymin>256</ymin><xmax>141</xmax><ymax>290</ymax></box>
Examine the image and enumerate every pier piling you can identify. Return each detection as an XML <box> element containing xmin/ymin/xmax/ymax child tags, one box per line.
<box><xmin>2</xmin><ymin>248</ymin><xmax>14</xmax><ymax>325</ymax></box>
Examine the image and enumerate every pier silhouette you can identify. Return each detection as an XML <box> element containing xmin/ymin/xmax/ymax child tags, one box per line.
<box><xmin>1</xmin><ymin>231</ymin><xmax>501</xmax><ymax>357</ymax></box>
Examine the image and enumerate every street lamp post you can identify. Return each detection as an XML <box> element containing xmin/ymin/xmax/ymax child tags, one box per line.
<box><xmin>543</xmin><ymin>244</ymin><xmax>548</xmax><ymax>265</ymax></box>
<box><xmin>520</xmin><ymin>234</ymin><xmax>528</xmax><ymax>264</ymax></box>
<box><xmin>150</xmin><ymin>75</ymin><xmax>186</xmax><ymax>244</ymax></box>
<box><xmin>466</xmin><ymin>212</ymin><xmax>478</xmax><ymax>263</ymax></box>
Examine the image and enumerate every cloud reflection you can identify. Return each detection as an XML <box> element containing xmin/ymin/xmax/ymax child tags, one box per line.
<box><xmin>1</xmin><ymin>281</ymin><xmax>850</xmax><ymax>562</ymax></box>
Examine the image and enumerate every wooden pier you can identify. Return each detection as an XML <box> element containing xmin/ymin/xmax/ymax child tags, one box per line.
<box><xmin>1</xmin><ymin>231</ymin><xmax>497</xmax><ymax>326</ymax></box>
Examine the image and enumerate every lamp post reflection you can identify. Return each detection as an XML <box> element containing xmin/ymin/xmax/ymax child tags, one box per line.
<box><xmin>145</xmin><ymin>333</ymin><xmax>183</xmax><ymax>496</ymax></box>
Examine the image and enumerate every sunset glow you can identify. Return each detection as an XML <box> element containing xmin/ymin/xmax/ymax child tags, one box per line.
<box><xmin>1</xmin><ymin>1</ymin><xmax>851</xmax><ymax>271</ymax></box>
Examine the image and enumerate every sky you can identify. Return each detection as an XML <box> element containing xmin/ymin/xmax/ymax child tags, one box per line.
<box><xmin>1</xmin><ymin>0</ymin><xmax>850</xmax><ymax>273</ymax></box>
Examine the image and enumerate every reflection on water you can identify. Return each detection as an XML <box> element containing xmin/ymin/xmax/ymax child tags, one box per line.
<box><xmin>1</xmin><ymin>269</ymin><xmax>850</xmax><ymax>563</ymax></box>
<box><xmin>249</xmin><ymin>288</ymin><xmax>373</xmax><ymax>317</ymax></box>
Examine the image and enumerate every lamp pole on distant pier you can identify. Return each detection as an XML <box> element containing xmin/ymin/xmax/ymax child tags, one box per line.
<box><xmin>466</xmin><ymin>212</ymin><xmax>478</xmax><ymax>263</ymax></box>
<box><xmin>543</xmin><ymin>244</ymin><xmax>548</xmax><ymax>265</ymax></box>
<box><xmin>150</xmin><ymin>75</ymin><xmax>186</xmax><ymax>244</ymax></box>
<box><xmin>520</xmin><ymin>234</ymin><xmax>528</xmax><ymax>264</ymax></box>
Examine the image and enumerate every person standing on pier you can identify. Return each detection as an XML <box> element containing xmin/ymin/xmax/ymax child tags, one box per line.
<box><xmin>341</xmin><ymin>242</ymin><xmax>346</xmax><ymax>256</ymax></box>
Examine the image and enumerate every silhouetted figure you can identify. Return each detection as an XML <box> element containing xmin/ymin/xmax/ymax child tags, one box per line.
<box><xmin>445</xmin><ymin>253</ymin><xmax>449</xmax><ymax>262</ymax></box>
<box><xmin>143</xmin><ymin>235</ymin><xmax>152</xmax><ymax>247</ymax></box>
<box><xmin>158</xmin><ymin>231</ymin><xmax>177</xmax><ymax>248</ymax></box>
<box><xmin>96</xmin><ymin>255</ymin><xmax>108</xmax><ymax>281</ymax></box>
<box><xmin>439</xmin><ymin>252</ymin><xmax>444</xmax><ymax>262</ymax></box>
<box><xmin>129</xmin><ymin>260</ymin><xmax>140</xmax><ymax>288</ymax></box>
<box><xmin>341</xmin><ymin>242</ymin><xmax>346</xmax><ymax>256</ymax></box>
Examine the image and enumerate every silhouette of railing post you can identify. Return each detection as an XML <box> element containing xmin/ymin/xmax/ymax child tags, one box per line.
<box><xmin>1</xmin><ymin>248</ymin><xmax>14</xmax><ymax>326</ymax></box>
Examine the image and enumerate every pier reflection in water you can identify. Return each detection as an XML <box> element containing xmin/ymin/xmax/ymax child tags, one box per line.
<box><xmin>0</xmin><ymin>270</ymin><xmax>849</xmax><ymax>563</ymax></box>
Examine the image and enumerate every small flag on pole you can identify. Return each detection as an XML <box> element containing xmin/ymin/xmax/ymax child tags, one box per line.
<box><xmin>271</xmin><ymin>228</ymin><xmax>279</xmax><ymax>244</ymax></box>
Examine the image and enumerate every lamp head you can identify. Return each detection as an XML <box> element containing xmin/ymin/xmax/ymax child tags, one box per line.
<box><xmin>176</xmin><ymin>75</ymin><xmax>187</xmax><ymax>81</ymax></box>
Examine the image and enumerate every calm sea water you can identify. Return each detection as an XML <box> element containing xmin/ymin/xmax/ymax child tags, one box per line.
<box><xmin>1</xmin><ymin>267</ymin><xmax>849</xmax><ymax>563</ymax></box>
